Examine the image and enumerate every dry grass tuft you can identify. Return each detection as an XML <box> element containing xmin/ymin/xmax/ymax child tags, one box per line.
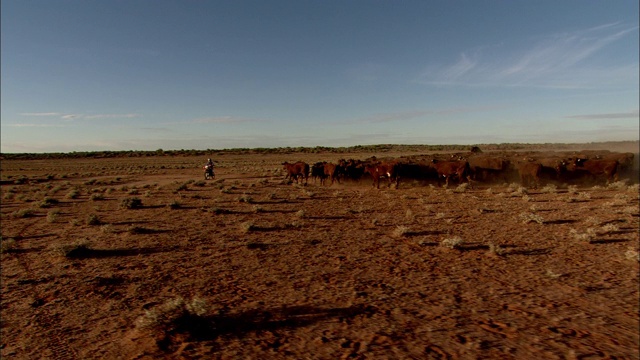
<box><xmin>625</xmin><ymin>248</ymin><xmax>639</xmax><ymax>262</ymax></box>
<box><xmin>487</xmin><ymin>242</ymin><xmax>506</xmax><ymax>256</ymax></box>
<box><xmin>90</xmin><ymin>193</ymin><xmax>105</xmax><ymax>201</ymax></box>
<box><xmin>599</xmin><ymin>223</ymin><xmax>619</xmax><ymax>234</ymax></box>
<box><xmin>454</xmin><ymin>183</ymin><xmax>469</xmax><ymax>193</ymax></box>
<box><xmin>39</xmin><ymin>197</ymin><xmax>59</xmax><ymax>208</ymax></box>
<box><xmin>120</xmin><ymin>197</ymin><xmax>143</xmax><ymax>209</ymax></box>
<box><xmin>607</xmin><ymin>180</ymin><xmax>628</xmax><ymax>190</ymax></box>
<box><xmin>570</xmin><ymin>228</ymin><xmax>597</xmax><ymax>242</ymax></box>
<box><xmin>392</xmin><ymin>225</ymin><xmax>410</xmax><ymax>238</ymax></box>
<box><xmin>1</xmin><ymin>238</ymin><xmax>17</xmax><ymax>253</ymax></box>
<box><xmin>135</xmin><ymin>296</ymin><xmax>211</xmax><ymax>333</ymax></box>
<box><xmin>12</xmin><ymin>208</ymin><xmax>35</xmax><ymax>218</ymax></box>
<box><xmin>240</xmin><ymin>222</ymin><xmax>257</xmax><ymax>233</ymax></box>
<box><xmin>440</xmin><ymin>236</ymin><xmax>464</xmax><ymax>249</ymax></box>
<box><xmin>86</xmin><ymin>214</ymin><xmax>101</xmax><ymax>226</ymax></box>
<box><xmin>46</xmin><ymin>209</ymin><xmax>60</xmax><ymax>223</ymax></box>
<box><xmin>519</xmin><ymin>212</ymin><xmax>544</xmax><ymax>224</ymax></box>
<box><xmin>405</xmin><ymin>209</ymin><xmax>415</xmax><ymax>222</ymax></box>
<box><xmin>65</xmin><ymin>189</ymin><xmax>80</xmax><ymax>199</ymax></box>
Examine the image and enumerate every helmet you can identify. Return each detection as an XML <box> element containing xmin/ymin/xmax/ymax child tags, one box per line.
<box><xmin>208</xmin><ymin>159</ymin><xmax>211</xmax><ymax>162</ymax></box>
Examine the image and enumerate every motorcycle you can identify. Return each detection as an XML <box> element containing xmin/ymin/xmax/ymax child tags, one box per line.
<box><xmin>204</xmin><ymin>164</ymin><xmax>215</xmax><ymax>180</ymax></box>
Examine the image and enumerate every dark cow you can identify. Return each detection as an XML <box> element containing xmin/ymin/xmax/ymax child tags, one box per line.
<box><xmin>517</xmin><ymin>161</ymin><xmax>542</xmax><ymax>188</ymax></box>
<box><xmin>467</xmin><ymin>156</ymin><xmax>510</xmax><ymax>183</ymax></box>
<box><xmin>364</xmin><ymin>161</ymin><xmax>400</xmax><ymax>189</ymax></box>
<box><xmin>395</xmin><ymin>161</ymin><xmax>439</xmax><ymax>184</ymax></box>
<box><xmin>429</xmin><ymin>159</ymin><xmax>470</xmax><ymax>187</ymax></box>
<box><xmin>310</xmin><ymin>162</ymin><xmax>327</xmax><ymax>184</ymax></box>
<box><xmin>531</xmin><ymin>157</ymin><xmax>566</xmax><ymax>183</ymax></box>
<box><xmin>282</xmin><ymin>161</ymin><xmax>309</xmax><ymax>184</ymax></box>
<box><xmin>566</xmin><ymin>158</ymin><xmax>619</xmax><ymax>184</ymax></box>
<box><xmin>339</xmin><ymin>159</ymin><xmax>366</xmax><ymax>182</ymax></box>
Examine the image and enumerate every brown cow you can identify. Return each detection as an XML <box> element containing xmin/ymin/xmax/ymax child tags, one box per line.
<box><xmin>517</xmin><ymin>161</ymin><xmax>542</xmax><ymax>188</ymax></box>
<box><xmin>601</xmin><ymin>152</ymin><xmax>635</xmax><ymax>179</ymax></box>
<box><xmin>310</xmin><ymin>161</ymin><xmax>341</xmax><ymax>186</ymax></box>
<box><xmin>282</xmin><ymin>161</ymin><xmax>309</xmax><ymax>184</ymax></box>
<box><xmin>321</xmin><ymin>162</ymin><xmax>342</xmax><ymax>186</ymax></box>
<box><xmin>364</xmin><ymin>161</ymin><xmax>400</xmax><ymax>189</ymax></box>
<box><xmin>467</xmin><ymin>156</ymin><xmax>510</xmax><ymax>182</ymax></box>
<box><xmin>566</xmin><ymin>158</ymin><xmax>619</xmax><ymax>184</ymax></box>
<box><xmin>429</xmin><ymin>159</ymin><xmax>470</xmax><ymax>187</ymax></box>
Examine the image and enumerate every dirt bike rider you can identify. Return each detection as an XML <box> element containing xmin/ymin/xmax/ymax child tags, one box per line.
<box><xmin>205</xmin><ymin>158</ymin><xmax>214</xmax><ymax>173</ymax></box>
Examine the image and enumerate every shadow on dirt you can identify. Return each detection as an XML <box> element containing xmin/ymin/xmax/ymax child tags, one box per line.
<box><xmin>3</xmin><ymin>247</ymin><xmax>45</xmax><ymax>255</ymax></box>
<box><xmin>506</xmin><ymin>248</ymin><xmax>552</xmax><ymax>256</ymax></box>
<box><xmin>156</xmin><ymin>304</ymin><xmax>376</xmax><ymax>352</ymax></box>
<box><xmin>544</xmin><ymin>219</ymin><xmax>578</xmax><ymax>225</ymax></box>
<box><xmin>63</xmin><ymin>246</ymin><xmax>177</xmax><ymax>259</ymax></box>
<box><xmin>590</xmin><ymin>239</ymin><xmax>630</xmax><ymax>244</ymax></box>
<box><xmin>407</xmin><ymin>230</ymin><xmax>445</xmax><ymax>237</ymax></box>
<box><xmin>246</xmin><ymin>242</ymin><xmax>291</xmax><ymax>250</ymax></box>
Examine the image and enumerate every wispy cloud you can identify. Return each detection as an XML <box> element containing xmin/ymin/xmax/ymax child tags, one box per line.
<box><xmin>83</xmin><ymin>114</ymin><xmax>141</xmax><ymax>119</ymax></box>
<box><xmin>417</xmin><ymin>23</ymin><xmax>639</xmax><ymax>88</ymax></box>
<box><xmin>5</xmin><ymin>123</ymin><xmax>66</xmax><ymax>128</ymax></box>
<box><xmin>565</xmin><ymin>109</ymin><xmax>639</xmax><ymax>120</ymax></box>
<box><xmin>19</xmin><ymin>112</ymin><xmax>61</xmax><ymax>117</ymax></box>
<box><xmin>20</xmin><ymin>112</ymin><xmax>142</xmax><ymax>120</ymax></box>
<box><xmin>192</xmin><ymin>116</ymin><xmax>262</xmax><ymax>124</ymax></box>
<box><xmin>350</xmin><ymin>105</ymin><xmax>504</xmax><ymax>124</ymax></box>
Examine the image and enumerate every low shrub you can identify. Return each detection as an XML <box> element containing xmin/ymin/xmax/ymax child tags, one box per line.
<box><xmin>120</xmin><ymin>197</ymin><xmax>143</xmax><ymax>209</ymax></box>
<box><xmin>86</xmin><ymin>214</ymin><xmax>101</xmax><ymax>226</ymax></box>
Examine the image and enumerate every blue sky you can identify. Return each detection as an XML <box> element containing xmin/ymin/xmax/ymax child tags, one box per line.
<box><xmin>2</xmin><ymin>1</ymin><xmax>638</xmax><ymax>153</ymax></box>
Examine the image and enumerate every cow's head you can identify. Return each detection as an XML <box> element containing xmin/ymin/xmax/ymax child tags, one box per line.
<box><xmin>574</xmin><ymin>158</ymin><xmax>588</xmax><ymax>167</ymax></box>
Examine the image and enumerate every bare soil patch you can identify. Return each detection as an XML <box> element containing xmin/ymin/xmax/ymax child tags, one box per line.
<box><xmin>1</xmin><ymin>150</ymin><xmax>638</xmax><ymax>359</ymax></box>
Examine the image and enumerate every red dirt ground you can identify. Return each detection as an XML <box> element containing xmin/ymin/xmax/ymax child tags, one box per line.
<box><xmin>1</xmin><ymin>148</ymin><xmax>638</xmax><ymax>359</ymax></box>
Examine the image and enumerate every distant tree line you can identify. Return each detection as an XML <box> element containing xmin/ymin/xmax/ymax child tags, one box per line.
<box><xmin>1</xmin><ymin>141</ymin><xmax>636</xmax><ymax>160</ymax></box>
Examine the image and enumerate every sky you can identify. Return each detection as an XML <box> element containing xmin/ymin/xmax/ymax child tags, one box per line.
<box><xmin>2</xmin><ymin>1</ymin><xmax>638</xmax><ymax>153</ymax></box>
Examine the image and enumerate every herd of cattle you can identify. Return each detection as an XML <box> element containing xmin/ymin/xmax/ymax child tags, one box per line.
<box><xmin>282</xmin><ymin>149</ymin><xmax>636</xmax><ymax>189</ymax></box>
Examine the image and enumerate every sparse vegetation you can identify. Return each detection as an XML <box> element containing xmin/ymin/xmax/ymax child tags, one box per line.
<box><xmin>1</xmin><ymin>144</ymin><xmax>638</xmax><ymax>360</ymax></box>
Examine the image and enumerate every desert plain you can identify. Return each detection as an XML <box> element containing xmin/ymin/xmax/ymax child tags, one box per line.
<box><xmin>1</xmin><ymin>143</ymin><xmax>639</xmax><ymax>359</ymax></box>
